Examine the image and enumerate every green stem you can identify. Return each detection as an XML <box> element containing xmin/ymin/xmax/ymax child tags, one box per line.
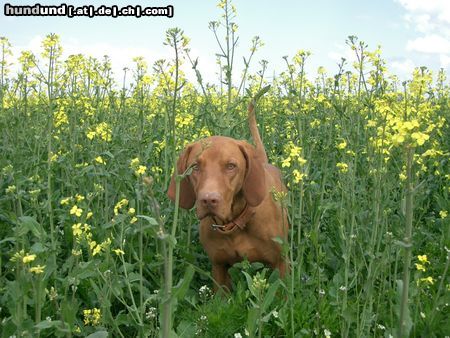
<box><xmin>161</xmin><ymin>28</ymin><xmax>182</xmax><ymax>337</ymax></box>
<box><xmin>161</xmin><ymin>173</ymin><xmax>181</xmax><ymax>337</ymax></box>
<box><xmin>398</xmin><ymin>146</ymin><xmax>414</xmax><ymax>337</ymax></box>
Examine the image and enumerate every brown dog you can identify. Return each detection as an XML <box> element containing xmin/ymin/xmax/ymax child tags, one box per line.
<box><xmin>167</xmin><ymin>95</ymin><xmax>288</xmax><ymax>291</ymax></box>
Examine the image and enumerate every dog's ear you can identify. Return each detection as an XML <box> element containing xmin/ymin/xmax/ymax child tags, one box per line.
<box><xmin>238</xmin><ymin>142</ymin><xmax>267</xmax><ymax>207</ymax></box>
<box><xmin>167</xmin><ymin>144</ymin><xmax>196</xmax><ymax>209</ymax></box>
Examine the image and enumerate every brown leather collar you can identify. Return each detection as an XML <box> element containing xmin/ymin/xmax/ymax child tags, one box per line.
<box><xmin>210</xmin><ymin>204</ymin><xmax>255</xmax><ymax>234</ymax></box>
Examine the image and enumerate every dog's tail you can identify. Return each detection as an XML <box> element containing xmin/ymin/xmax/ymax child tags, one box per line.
<box><xmin>248</xmin><ymin>85</ymin><xmax>271</xmax><ymax>163</ymax></box>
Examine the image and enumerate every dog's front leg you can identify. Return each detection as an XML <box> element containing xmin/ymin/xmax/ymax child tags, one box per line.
<box><xmin>212</xmin><ymin>264</ymin><xmax>231</xmax><ymax>292</ymax></box>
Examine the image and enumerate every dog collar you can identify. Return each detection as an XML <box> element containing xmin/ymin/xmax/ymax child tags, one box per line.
<box><xmin>210</xmin><ymin>204</ymin><xmax>255</xmax><ymax>234</ymax></box>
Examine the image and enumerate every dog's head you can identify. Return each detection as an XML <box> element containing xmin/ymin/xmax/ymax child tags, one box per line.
<box><xmin>167</xmin><ymin>136</ymin><xmax>267</xmax><ymax>222</ymax></box>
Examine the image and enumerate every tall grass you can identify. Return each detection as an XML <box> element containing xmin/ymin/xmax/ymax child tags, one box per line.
<box><xmin>0</xmin><ymin>1</ymin><xmax>449</xmax><ymax>337</ymax></box>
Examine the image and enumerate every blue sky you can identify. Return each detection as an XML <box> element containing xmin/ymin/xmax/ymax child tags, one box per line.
<box><xmin>1</xmin><ymin>0</ymin><xmax>450</xmax><ymax>84</ymax></box>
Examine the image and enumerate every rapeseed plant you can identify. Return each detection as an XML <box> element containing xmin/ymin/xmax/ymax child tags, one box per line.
<box><xmin>70</xmin><ymin>205</ymin><xmax>83</xmax><ymax>217</ymax></box>
<box><xmin>0</xmin><ymin>7</ymin><xmax>448</xmax><ymax>336</ymax></box>
<box><xmin>83</xmin><ymin>308</ymin><xmax>102</xmax><ymax>326</ymax></box>
<box><xmin>29</xmin><ymin>265</ymin><xmax>45</xmax><ymax>274</ymax></box>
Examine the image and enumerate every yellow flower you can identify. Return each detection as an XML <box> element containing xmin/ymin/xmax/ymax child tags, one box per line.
<box><xmin>89</xmin><ymin>240</ymin><xmax>97</xmax><ymax>251</ymax></box>
<box><xmin>310</xmin><ymin>119</ymin><xmax>321</xmax><ymax>128</ymax></box>
<box><xmin>439</xmin><ymin>210</ymin><xmax>448</xmax><ymax>219</ymax></box>
<box><xmin>175</xmin><ymin>113</ymin><xmax>194</xmax><ymax>127</ymax></box>
<box><xmin>95</xmin><ymin>122</ymin><xmax>112</xmax><ymax>142</ymax></box>
<box><xmin>83</xmin><ymin>308</ymin><xmax>101</xmax><ymax>326</ymax></box>
<box><xmin>114</xmin><ymin>199</ymin><xmax>129</xmax><ymax>215</ymax></box>
<box><xmin>101</xmin><ymin>238</ymin><xmax>111</xmax><ymax>249</ymax></box>
<box><xmin>419</xmin><ymin>276</ymin><xmax>434</xmax><ymax>285</ymax></box>
<box><xmin>86</xmin><ymin>211</ymin><xmax>93</xmax><ymax>220</ymax></box>
<box><xmin>418</xmin><ymin>255</ymin><xmax>429</xmax><ymax>264</ymax></box>
<box><xmin>23</xmin><ymin>254</ymin><xmax>36</xmax><ymax>264</ymax></box>
<box><xmin>130</xmin><ymin>216</ymin><xmax>138</xmax><ymax>224</ymax></box>
<box><xmin>403</xmin><ymin>120</ymin><xmax>418</xmax><ymax>131</ymax></box>
<box><xmin>113</xmin><ymin>248</ymin><xmax>125</xmax><ymax>256</ymax></box>
<box><xmin>337</xmin><ymin>140</ymin><xmax>347</xmax><ymax>150</ymax></box>
<box><xmin>415</xmin><ymin>263</ymin><xmax>426</xmax><ymax>272</ymax></box>
<box><xmin>128</xmin><ymin>208</ymin><xmax>136</xmax><ymax>215</ymax></box>
<box><xmin>50</xmin><ymin>152</ymin><xmax>58</xmax><ymax>162</ymax></box>
<box><xmin>70</xmin><ymin>205</ymin><xmax>83</xmax><ymax>217</ymax></box>
<box><xmin>10</xmin><ymin>250</ymin><xmax>24</xmax><ymax>262</ymax></box>
<box><xmin>281</xmin><ymin>158</ymin><xmax>291</xmax><ymax>168</ymax></box>
<box><xmin>411</xmin><ymin>132</ymin><xmax>429</xmax><ymax>146</ymax></box>
<box><xmin>75</xmin><ymin>194</ymin><xmax>85</xmax><ymax>202</ymax></box>
<box><xmin>72</xmin><ymin>223</ymin><xmax>82</xmax><ymax>237</ymax></box>
<box><xmin>53</xmin><ymin>109</ymin><xmax>68</xmax><ymax>128</ymax></box>
<box><xmin>6</xmin><ymin>185</ymin><xmax>16</xmax><ymax>194</ymax></box>
<box><xmin>399</xmin><ymin>173</ymin><xmax>407</xmax><ymax>181</ymax></box>
<box><xmin>60</xmin><ymin>197</ymin><xmax>71</xmax><ymax>205</ymax></box>
<box><xmin>292</xmin><ymin>169</ymin><xmax>305</xmax><ymax>184</ymax></box>
<box><xmin>297</xmin><ymin>157</ymin><xmax>307</xmax><ymax>166</ymax></box>
<box><xmin>86</xmin><ymin>131</ymin><xmax>96</xmax><ymax>140</ymax></box>
<box><xmin>336</xmin><ymin>162</ymin><xmax>348</xmax><ymax>173</ymax></box>
<box><xmin>95</xmin><ymin>156</ymin><xmax>105</xmax><ymax>165</ymax></box>
<box><xmin>72</xmin><ymin>249</ymin><xmax>82</xmax><ymax>256</ymax></box>
<box><xmin>135</xmin><ymin>165</ymin><xmax>147</xmax><ymax>176</ymax></box>
<box><xmin>92</xmin><ymin>244</ymin><xmax>102</xmax><ymax>256</ymax></box>
<box><xmin>130</xmin><ymin>157</ymin><xmax>140</xmax><ymax>169</ymax></box>
<box><xmin>30</xmin><ymin>265</ymin><xmax>45</xmax><ymax>274</ymax></box>
<box><xmin>391</xmin><ymin>133</ymin><xmax>405</xmax><ymax>145</ymax></box>
<box><xmin>289</xmin><ymin>145</ymin><xmax>302</xmax><ymax>158</ymax></box>
<box><xmin>367</xmin><ymin>120</ymin><xmax>377</xmax><ymax>127</ymax></box>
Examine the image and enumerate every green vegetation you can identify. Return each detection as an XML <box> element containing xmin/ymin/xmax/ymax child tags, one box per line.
<box><xmin>0</xmin><ymin>1</ymin><xmax>449</xmax><ymax>337</ymax></box>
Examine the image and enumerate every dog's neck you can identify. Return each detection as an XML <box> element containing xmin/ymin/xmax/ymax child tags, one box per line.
<box><xmin>231</xmin><ymin>193</ymin><xmax>247</xmax><ymax>220</ymax></box>
<box><xmin>210</xmin><ymin>194</ymin><xmax>255</xmax><ymax>234</ymax></box>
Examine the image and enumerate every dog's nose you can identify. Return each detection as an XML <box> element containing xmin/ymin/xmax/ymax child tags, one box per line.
<box><xmin>199</xmin><ymin>192</ymin><xmax>222</xmax><ymax>208</ymax></box>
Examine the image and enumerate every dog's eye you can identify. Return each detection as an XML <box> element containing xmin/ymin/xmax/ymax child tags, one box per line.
<box><xmin>226</xmin><ymin>163</ymin><xmax>236</xmax><ymax>170</ymax></box>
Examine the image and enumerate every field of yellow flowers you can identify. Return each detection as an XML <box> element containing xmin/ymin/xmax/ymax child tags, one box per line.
<box><xmin>0</xmin><ymin>3</ymin><xmax>449</xmax><ymax>337</ymax></box>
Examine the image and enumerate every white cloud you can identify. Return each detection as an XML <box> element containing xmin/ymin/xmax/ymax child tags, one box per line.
<box><xmin>391</xmin><ymin>58</ymin><xmax>415</xmax><ymax>76</ymax></box>
<box><xmin>397</xmin><ymin>0</ymin><xmax>450</xmax><ymax>33</ymax></box>
<box><xmin>328</xmin><ymin>43</ymin><xmax>357</xmax><ymax>64</ymax></box>
<box><xmin>396</xmin><ymin>0</ymin><xmax>450</xmax><ymax>73</ymax></box>
<box><xmin>404</xmin><ymin>13</ymin><xmax>435</xmax><ymax>33</ymax></box>
<box><xmin>7</xmin><ymin>35</ymin><xmax>222</xmax><ymax>87</ymax></box>
<box><xmin>439</xmin><ymin>54</ymin><xmax>450</xmax><ymax>68</ymax></box>
<box><xmin>396</xmin><ymin>0</ymin><xmax>450</xmax><ymax>17</ymax></box>
<box><xmin>407</xmin><ymin>34</ymin><xmax>450</xmax><ymax>54</ymax></box>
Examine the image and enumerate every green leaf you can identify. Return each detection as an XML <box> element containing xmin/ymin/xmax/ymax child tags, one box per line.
<box><xmin>17</xmin><ymin>216</ymin><xmax>46</xmax><ymax>240</ymax></box>
<box><xmin>177</xmin><ymin>320</ymin><xmax>196</xmax><ymax>337</ymax></box>
<box><xmin>396</xmin><ymin>279</ymin><xmax>412</xmax><ymax>336</ymax></box>
<box><xmin>394</xmin><ymin>240</ymin><xmax>412</xmax><ymax>248</ymax></box>
<box><xmin>246</xmin><ymin>307</ymin><xmax>259</xmax><ymax>337</ymax></box>
<box><xmin>262</xmin><ymin>279</ymin><xmax>280</xmax><ymax>312</ymax></box>
<box><xmin>173</xmin><ymin>265</ymin><xmax>195</xmax><ymax>300</ymax></box>
<box><xmin>71</xmin><ymin>261</ymin><xmax>96</xmax><ymax>279</ymax></box>
<box><xmin>242</xmin><ymin>271</ymin><xmax>255</xmax><ymax>298</ymax></box>
<box><xmin>127</xmin><ymin>272</ymin><xmax>142</xmax><ymax>283</ymax></box>
<box><xmin>0</xmin><ymin>236</ymin><xmax>15</xmax><ymax>244</ymax></box>
<box><xmin>268</xmin><ymin>269</ymin><xmax>280</xmax><ymax>284</ymax></box>
<box><xmin>61</xmin><ymin>299</ymin><xmax>79</xmax><ymax>326</ymax></box>
<box><xmin>271</xmin><ymin>236</ymin><xmax>284</xmax><ymax>245</ymax></box>
<box><xmin>138</xmin><ymin>215</ymin><xmax>158</xmax><ymax>226</ymax></box>
<box><xmin>35</xmin><ymin>319</ymin><xmax>63</xmax><ymax>329</ymax></box>
<box><xmin>103</xmin><ymin>150</ymin><xmax>114</xmax><ymax>158</ymax></box>
<box><xmin>253</xmin><ymin>84</ymin><xmax>271</xmax><ymax>102</ymax></box>
<box><xmin>86</xmin><ymin>331</ymin><xmax>108</xmax><ymax>338</ymax></box>
<box><xmin>31</xmin><ymin>242</ymin><xmax>46</xmax><ymax>253</ymax></box>
<box><xmin>160</xmin><ymin>234</ymin><xmax>177</xmax><ymax>246</ymax></box>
